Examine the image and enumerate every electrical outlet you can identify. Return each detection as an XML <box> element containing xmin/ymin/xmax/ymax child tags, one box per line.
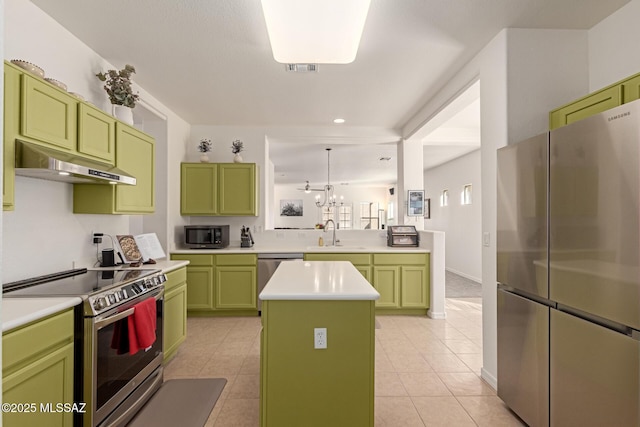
<box><xmin>314</xmin><ymin>328</ymin><xmax>327</xmax><ymax>349</ymax></box>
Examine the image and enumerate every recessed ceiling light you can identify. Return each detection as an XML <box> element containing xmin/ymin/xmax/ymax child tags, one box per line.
<box><xmin>58</xmin><ymin>171</ymin><xmax>70</xmax><ymax>176</ymax></box>
<box><xmin>333</xmin><ymin>118</ymin><xmax>345</xmax><ymax>124</ymax></box>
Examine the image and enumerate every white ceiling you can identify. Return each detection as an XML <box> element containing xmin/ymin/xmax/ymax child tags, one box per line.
<box><xmin>30</xmin><ymin>0</ymin><xmax>628</xmax><ymax>186</ymax></box>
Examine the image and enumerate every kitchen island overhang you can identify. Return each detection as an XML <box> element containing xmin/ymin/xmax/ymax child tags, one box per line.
<box><xmin>259</xmin><ymin>260</ymin><xmax>379</xmax><ymax>427</ymax></box>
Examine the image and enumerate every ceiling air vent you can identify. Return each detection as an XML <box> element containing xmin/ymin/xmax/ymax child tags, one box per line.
<box><xmin>285</xmin><ymin>63</ymin><xmax>318</xmax><ymax>73</ymax></box>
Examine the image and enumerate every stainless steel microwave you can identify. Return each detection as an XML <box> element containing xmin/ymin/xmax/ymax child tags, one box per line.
<box><xmin>184</xmin><ymin>225</ymin><xmax>230</xmax><ymax>249</ymax></box>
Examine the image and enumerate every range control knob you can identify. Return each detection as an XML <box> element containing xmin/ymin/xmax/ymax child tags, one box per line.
<box><xmin>94</xmin><ymin>297</ymin><xmax>107</xmax><ymax>311</ymax></box>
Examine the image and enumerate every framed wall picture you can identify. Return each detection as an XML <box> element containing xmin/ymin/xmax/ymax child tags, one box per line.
<box><xmin>424</xmin><ymin>198</ymin><xmax>431</xmax><ymax>219</ymax></box>
<box><xmin>280</xmin><ymin>199</ymin><xmax>303</xmax><ymax>216</ymax></box>
<box><xmin>407</xmin><ymin>190</ymin><xmax>424</xmax><ymax>216</ymax></box>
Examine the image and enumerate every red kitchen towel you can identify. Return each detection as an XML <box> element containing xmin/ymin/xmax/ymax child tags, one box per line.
<box><xmin>128</xmin><ymin>297</ymin><xmax>157</xmax><ymax>355</ymax></box>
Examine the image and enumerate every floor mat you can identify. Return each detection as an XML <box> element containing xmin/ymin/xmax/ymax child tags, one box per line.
<box><xmin>127</xmin><ymin>378</ymin><xmax>227</xmax><ymax>427</ymax></box>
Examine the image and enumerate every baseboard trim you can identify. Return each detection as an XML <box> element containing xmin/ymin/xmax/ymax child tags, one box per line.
<box><xmin>446</xmin><ymin>268</ymin><xmax>481</xmax><ymax>284</ymax></box>
<box><xmin>481</xmin><ymin>367</ymin><xmax>497</xmax><ymax>390</ymax></box>
<box><xmin>427</xmin><ymin>309</ymin><xmax>446</xmax><ymax>319</ymax></box>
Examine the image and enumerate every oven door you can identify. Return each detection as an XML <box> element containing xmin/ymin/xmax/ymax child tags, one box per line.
<box><xmin>85</xmin><ymin>288</ymin><xmax>164</xmax><ymax>427</ymax></box>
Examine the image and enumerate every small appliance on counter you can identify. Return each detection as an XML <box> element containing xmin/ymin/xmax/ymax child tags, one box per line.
<box><xmin>184</xmin><ymin>225</ymin><xmax>229</xmax><ymax>249</ymax></box>
<box><xmin>241</xmin><ymin>225</ymin><xmax>254</xmax><ymax>248</ymax></box>
<box><xmin>387</xmin><ymin>225</ymin><xmax>419</xmax><ymax>247</ymax></box>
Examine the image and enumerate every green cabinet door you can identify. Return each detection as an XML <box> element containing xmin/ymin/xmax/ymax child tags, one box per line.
<box><xmin>115</xmin><ymin>123</ymin><xmax>155</xmax><ymax>212</ymax></box>
<box><xmin>73</xmin><ymin>123</ymin><xmax>155</xmax><ymax>214</ymax></box>
<box><xmin>215</xmin><ymin>254</ymin><xmax>258</xmax><ymax>310</ymax></box>
<box><xmin>550</xmin><ymin>86</ymin><xmax>622</xmax><ymax>130</ymax></box>
<box><xmin>3</xmin><ymin>343</ymin><xmax>74</xmax><ymax>427</ymax></box>
<box><xmin>218</xmin><ymin>163</ymin><xmax>257</xmax><ymax>215</ymax></box>
<box><xmin>181</xmin><ymin>163</ymin><xmax>218</xmax><ymax>215</ymax></box>
<box><xmin>215</xmin><ymin>266</ymin><xmax>257</xmax><ymax>309</ymax></box>
<box><xmin>3</xmin><ymin>309</ymin><xmax>74</xmax><ymax>427</ymax></box>
<box><xmin>21</xmin><ymin>74</ymin><xmax>77</xmax><ymax>151</ymax></box>
<box><xmin>77</xmin><ymin>103</ymin><xmax>115</xmax><ymax>163</ymax></box>
<box><xmin>623</xmin><ymin>74</ymin><xmax>640</xmax><ymax>103</ymax></box>
<box><xmin>185</xmin><ymin>267</ymin><xmax>215</xmax><ymax>311</ymax></box>
<box><xmin>164</xmin><ymin>268</ymin><xmax>187</xmax><ymax>362</ymax></box>
<box><xmin>372</xmin><ymin>266</ymin><xmax>400</xmax><ymax>308</ymax></box>
<box><xmin>3</xmin><ymin>63</ymin><xmax>21</xmax><ymax>211</ymax></box>
<box><xmin>400</xmin><ymin>265</ymin><xmax>429</xmax><ymax>308</ymax></box>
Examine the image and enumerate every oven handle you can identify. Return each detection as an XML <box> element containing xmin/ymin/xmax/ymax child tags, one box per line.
<box><xmin>95</xmin><ymin>289</ymin><xmax>164</xmax><ymax>330</ymax></box>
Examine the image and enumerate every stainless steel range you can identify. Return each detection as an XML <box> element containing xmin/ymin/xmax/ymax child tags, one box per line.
<box><xmin>3</xmin><ymin>268</ymin><xmax>167</xmax><ymax>427</ymax></box>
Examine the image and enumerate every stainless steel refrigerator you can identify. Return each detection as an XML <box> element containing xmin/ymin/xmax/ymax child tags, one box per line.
<box><xmin>497</xmin><ymin>100</ymin><xmax>640</xmax><ymax>427</ymax></box>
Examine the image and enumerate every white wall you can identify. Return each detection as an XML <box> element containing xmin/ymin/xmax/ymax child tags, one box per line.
<box><xmin>588</xmin><ymin>0</ymin><xmax>640</xmax><ymax>91</ymax></box>
<box><xmin>3</xmin><ymin>0</ymin><xmax>191</xmax><ymax>282</ymax></box>
<box><xmin>404</xmin><ymin>27</ymin><xmax>592</xmax><ymax>389</ymax></box>
<box><xmin>424</xmin><ymin>149</ymin><xmax>482</xmax><ymax>282</ymax></box>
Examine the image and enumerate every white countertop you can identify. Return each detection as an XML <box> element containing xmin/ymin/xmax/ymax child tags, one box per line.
<box><xmin>2</xmin><ymin>297</ymin><xmax>82</xmax><ymax>332</ymax></box>
<box><xmin>259</xmin><ymin>261</ymin><xmax>380</xmax><ymax>301</ymax></box>
<box><xmin>173</xmin><ymin>245</ymin><xmax>428</xmax><ymax>254</ymax></box>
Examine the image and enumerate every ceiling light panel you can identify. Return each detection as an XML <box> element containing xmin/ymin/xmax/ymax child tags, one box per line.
<box><xmin>261</xmin><ymin>0</ymin><xmax>371</xmax><ymax>64</ymax></box>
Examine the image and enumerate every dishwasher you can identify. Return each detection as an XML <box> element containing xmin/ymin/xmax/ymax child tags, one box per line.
<box><xmin>257</xmin><ymin>253</ymin><xmax>304</xmax><ymax>312</ymax></box>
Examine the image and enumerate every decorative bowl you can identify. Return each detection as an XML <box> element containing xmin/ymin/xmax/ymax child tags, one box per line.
<box><xmin>44</xmin><ymin>78</ymin><xmax>68</xmax><ymax>91</ymax></box>
<box><xmin>10</xmin><ymin>60</ymin><xmax>45</xmax><ymax>78</ymax></box>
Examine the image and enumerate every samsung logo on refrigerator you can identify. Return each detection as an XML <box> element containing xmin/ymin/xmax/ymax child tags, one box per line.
<box><xmin>608</xmin><ymin>111</ymin><xmax>631</xmax><ymax>121</ymax></box>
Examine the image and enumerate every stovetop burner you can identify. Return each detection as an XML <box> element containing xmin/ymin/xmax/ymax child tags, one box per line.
<box><xmin>3</xmin><ymin>268</ymin><xmax>166</xmax><ymax>316</ymax></box>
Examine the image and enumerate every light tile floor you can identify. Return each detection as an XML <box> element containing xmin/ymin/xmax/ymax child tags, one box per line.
<box><xmin>163</xmin><ymin>298</ymin><xmax>525</xmax><ymax>426</ymax></box>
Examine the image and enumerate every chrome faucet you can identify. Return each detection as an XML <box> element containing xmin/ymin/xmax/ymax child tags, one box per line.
<box><xmin>323</xmin><ymin>219</ymin><xmax>338</xmax><ymax>246</ymax></box>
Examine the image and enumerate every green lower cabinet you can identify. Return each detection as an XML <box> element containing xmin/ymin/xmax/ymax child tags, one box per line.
<box><xmin>260</xmin><ymin>299</ymin><xmax>375</xmax><ymax>427</ymax></box>
<box><xmin>372</xmin><ymin>266</ymin><xmax>400</xmax><ymax>308</ymax></box>
<box><xmin>164</xmin><ymin>268</ymin><xmax>188</xmax><ymax>362</ymax></box>
<box><xmin>185</xmin><ymin>267</ymin><xmax>215</xmax><ymax>311</ymax></box>
<box><xmin>3</xmin><ymin>309</ymin><xmax>75</xmax><ymax>427</ymax></box>
<box><xmin>304</xmin><ymin>252</ymin><xmax>430</xmax><ymax>314</ymax></box>
<box><xmin>170</xmin><ymin>253</ymin><xmax>258</xmax><ymax>316</ymax></box>
<box><xmin>400</xmin><ymin>265</ymin><xmax>429</xmax><ymax>308</ymax></box>
<box><xmin>215</xmin><ymin>266</ymin><xmax>257</xmax><ymax>309</ymax></box>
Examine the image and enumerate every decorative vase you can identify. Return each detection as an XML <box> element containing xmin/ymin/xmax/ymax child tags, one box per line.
<box><xmin>112</xmin><ymin>104</ymin><xmax>134</xmax><ymax>125</ymax></box>
<box><xmin>233</xmin><ymin>153</ymin><xmax>243</xmax><ymax>163</ymax></box>
<box><xmin>200</xmin><ymin>153</ymin><xmax>210</xmax><ymax>163</ymax></box>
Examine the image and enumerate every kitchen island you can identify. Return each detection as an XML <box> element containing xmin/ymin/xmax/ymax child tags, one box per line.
<box><xmin>259</xmin><ymin>260</ymin><xmax>379</xmax><ymax>427</ymax></box>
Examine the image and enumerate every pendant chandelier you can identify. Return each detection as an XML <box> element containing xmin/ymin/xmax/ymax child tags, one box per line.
<box><xmin>315</xmin><ymin>148</ymin><xmax>337</xmax><ymax>207</ymax></box>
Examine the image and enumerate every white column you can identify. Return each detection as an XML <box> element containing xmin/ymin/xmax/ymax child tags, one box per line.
<box><xmin>397</xmin><ymin>139</ymin><xmax>424</xmax><ymax>230</ymax></box>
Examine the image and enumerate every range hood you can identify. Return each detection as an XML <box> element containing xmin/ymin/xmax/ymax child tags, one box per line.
<box><xmin>15</xmin><ymin>140</ymin><xmax>136</xmax><ymax>185</ymax></box>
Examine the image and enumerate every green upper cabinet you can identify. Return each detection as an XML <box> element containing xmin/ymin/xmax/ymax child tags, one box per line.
<box><xmin>549</xmin><ymin>71</ymin><xmax>640</xmax><ymax>130</ymax></box>
<box><xmin>218</xmin><ymin>163</ymin><xmax>257</xmax><ymax>215</ymax></box>
<box><xmin>77</xmin><ymin>103</ymin><xmax>116</xmax><ymax>164</ymax></box>
<box><xmin>181</xmin><ymin>163</ymin><xmax>257</xmax><ymax>216</ymax></box>
<box><xmin>181</xmin><ymin>163</ymin><xmax>218</xmax><ymax>215</ymax></box>
<box><xmin>3</xmin><ymin>63</ymin><xmax>21</xmax><ymax>211</ymax></box>
<box><xmin>73</xmin><ymin>123</ymin><xmax>155</xmax><ymax>214</ymax></box>
<box><xmin>622</xmin><ymin>74</ymin><xmax>640</xmax><ymax>104</ymax></box>
<box><xmin>21</xmin><ymin>73</ymin><xmax>77</xmax><ymax>151</ymax></box>
<box><xmin>549</xmin><ymin>86</ymin><xmax>622</xmax><ymax>130</ymax></box>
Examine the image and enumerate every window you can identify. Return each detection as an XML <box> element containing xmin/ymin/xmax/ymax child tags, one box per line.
<box><xmin>440</xmin><ymin>190</ymin><xmax>449</xmax><ymax>207</ymax></box>
<box><xmin>320</xmin><ymin>205</ymin><xmax>352</xmax><ymax>229</ymax></box>
<box><xmin>462</xmin><ymin>184</ymin><xmax>472</xmax><ymax>205</ymax></box>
